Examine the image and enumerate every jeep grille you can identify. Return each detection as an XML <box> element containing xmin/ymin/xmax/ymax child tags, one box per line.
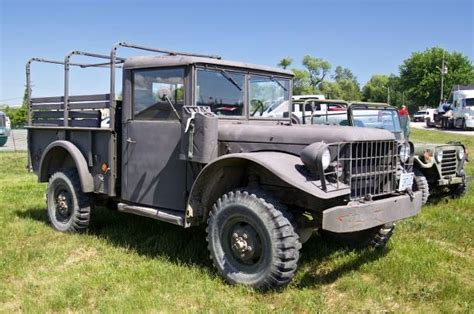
<box><xmin>348</xmin><ymin>141</ymin><xmax>398</xmax><ymax>200</ymax></box>
<box><xmin>441</xmin><ymin>149</ymin><xmax>457</xmax><ymax>176</ymax></box>
<box><xmin>325</xmin><ymin>140</ymin><xmax>399</xmax><ymax>200</ymax></box>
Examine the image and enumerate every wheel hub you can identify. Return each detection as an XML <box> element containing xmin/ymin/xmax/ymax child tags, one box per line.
<box><xmin>230</xmin><ymin>225</ymin><xmax>261</xmax><ymax>262</ymax></box>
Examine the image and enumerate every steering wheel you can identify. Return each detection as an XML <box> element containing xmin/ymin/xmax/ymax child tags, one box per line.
<box><xmin>250</xmin><ymin>99</ymin><xmax>264</xmax><ymax>116</ymax></box>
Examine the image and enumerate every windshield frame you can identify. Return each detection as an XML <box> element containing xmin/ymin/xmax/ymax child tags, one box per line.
<box><xmin>193</xmin><ymin>65</ymin><xmax>292</xmax><ymax>121</ymax></box>
<box><xmin>348</xmin><ymin>105</ymin><xmax>404</xmax><ymax>139</ymax></box>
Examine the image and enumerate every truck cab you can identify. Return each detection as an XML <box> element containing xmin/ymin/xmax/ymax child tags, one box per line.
<box><xmin>26</xmin><ymin>43</ymin><xmax>422</xmax><ymax>290</ymax></box>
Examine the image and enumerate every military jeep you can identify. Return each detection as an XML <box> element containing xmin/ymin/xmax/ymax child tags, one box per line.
<box><xmin>26</xmin><ymin>42</ymin><xmax>422</xmax><ymax>290</ymax></box>
<box><xmin>293</xmin><ymin>98</ymin><xmax>468</xmax><ymax>202</ymax></box>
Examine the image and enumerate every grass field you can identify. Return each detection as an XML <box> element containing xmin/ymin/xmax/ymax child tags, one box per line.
<box><xmin>0</xmin><ymin>129</ymin><xmax>473</xmax><ymax>312</ymax></box>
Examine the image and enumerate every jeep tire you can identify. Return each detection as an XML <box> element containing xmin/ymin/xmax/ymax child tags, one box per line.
<box><xmin>206</xmin><ymin>188</ymin><xmax>301</xmax><ymax>290</ymax></box>
<box><xmin>414</xmin><ymin>172</ymin><xmax>430</xmax><ymax>205</ymax></box>
<box><xmin>319</xmin><ymin>223</ymin><xmax>395</xmax><ymax>250</ymax></box>
<box><xmin>47</xmin><ymin>168</ymin><xmax>92</xmax><ymax>232</ymax></box>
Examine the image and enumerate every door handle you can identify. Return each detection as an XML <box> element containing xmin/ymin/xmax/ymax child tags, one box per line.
<box><xmin>126</xmin><ymin>137</ymin><xmax>136</xmax><ymax>144</ymax></box>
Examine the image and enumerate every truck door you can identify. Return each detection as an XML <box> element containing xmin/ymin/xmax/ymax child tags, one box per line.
<box><xmin>122</xmin><ymin>67</ymin><xmax>187</xmax><ymax>210</ymax></box>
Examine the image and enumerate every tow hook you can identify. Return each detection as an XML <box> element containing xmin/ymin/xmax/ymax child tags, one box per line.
<box><xmin>406</xmin><ymin>187</ymin><xmax>414</xmax><ymax>201</ymax></box>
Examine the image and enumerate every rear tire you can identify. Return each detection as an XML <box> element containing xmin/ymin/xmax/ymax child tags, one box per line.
<box><xmin>319</xmin><ymin>223</ymin><xmax>395</xmax><ymax>250</ymax></box>
<box><xmin>206</xmin><ymin>188</ymin><xmax>301</xmax><ymax>290</ymax></box>
<box><xmin>47</xmin><ymin>168</ymin><xmax>92</xmax><ymax>232</ymax></box>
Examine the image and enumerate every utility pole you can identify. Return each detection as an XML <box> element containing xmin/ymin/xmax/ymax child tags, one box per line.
<box><xmin>387</xmin><ymin>87</ymin><xmax>390</xmax><ymax>105</ymax></box>
<box><xmin>438</xmin><ymin>50</ymin><xmax>448</xmax><ymax>104</ymax></box>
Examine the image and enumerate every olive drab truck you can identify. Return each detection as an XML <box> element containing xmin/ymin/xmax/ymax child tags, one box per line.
<box><xmin>26</xmin><ymin>42</ymin><xmax>422</xmax><ymax>290</ymax></box>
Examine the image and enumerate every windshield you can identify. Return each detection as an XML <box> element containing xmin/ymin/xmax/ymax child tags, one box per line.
<box><xmin>196</xmin><ymin>68</ymin><xmax>244</xmax><ymax>116</ymax></box>
<box><xmin>312</xmin><ymin>112</ymin><xmax>348</xmax><ymax>125</ymax></box>
<box><xmin>0</xmin><ymin>114</ymin><xmax>5</xmax><ymax>127</ymax></box>
<box><xmin>250</xmin><ymin>75</ymin><xmax>290</xmax><ymax>118</ymax></box>
<box><xmin>351</xmin><ymin>108</ymin><xmax>402</xmax><ymax>133</ymax></box>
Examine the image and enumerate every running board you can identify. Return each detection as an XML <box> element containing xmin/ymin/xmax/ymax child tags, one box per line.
<box><xmin>117</xmin><ymin>203</ymin><xmax>185</xmax><ymax>226</ymax></box>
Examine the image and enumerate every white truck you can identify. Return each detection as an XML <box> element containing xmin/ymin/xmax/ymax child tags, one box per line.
<box><xmin>450</xmin><ymin>85</ymin><xmax>474</xmax><ymax>130</ymax></box>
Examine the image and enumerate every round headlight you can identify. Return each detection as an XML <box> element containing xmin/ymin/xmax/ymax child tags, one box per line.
<box><xmin>458</xmin><ymin>148</ymin><xmax>465</xmax><ymax>160</ymax></box>
<box><xmin>399</xmin><ymin>145</ymin><xmax>410</xmax><ymax>163</ymax></box>
<box><xmin>435</xmin><ymin>150</ymin><xmax>443</xmax><ymax>162</ymax></box>
<box><xmin>321</xmin><ymin>148</ymin><xmax>331</xmax><ymax>170</ymax></box>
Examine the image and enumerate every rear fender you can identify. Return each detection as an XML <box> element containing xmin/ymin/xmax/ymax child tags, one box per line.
<box><xmin>39</xmin><ymin>140</ymin><xmax>94</xmax><ymax>193</ymax></box>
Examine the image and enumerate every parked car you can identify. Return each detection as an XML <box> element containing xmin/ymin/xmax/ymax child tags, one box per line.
<box><xmin>413</xmin><ymin>110</ymin><xmax>427</xmax><ymax>122</ymax></box>
<box><xmin>0</xmin><ymin>111</ymin><xmax>11</xmax><ymax>147</ymax></box>
<box><xmin>26</xmin><ymin>43</ymin><xmax>422</xmax><ymax>290</ymax></box>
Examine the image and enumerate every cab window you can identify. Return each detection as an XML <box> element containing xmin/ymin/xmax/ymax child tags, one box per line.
<box><xmin>196</xmin><ymin>68</ymin><xmax>244</xmax><ymax>116</ymax></box>
<box><xmin>249</xmin><ymin>75</ymin><xmax>290</xmax><ymax>118</ymax></box>
<box><xmin>133</xmin><ymin>68</ymin><xmax>185</xmax><ymax>120</ymax></box>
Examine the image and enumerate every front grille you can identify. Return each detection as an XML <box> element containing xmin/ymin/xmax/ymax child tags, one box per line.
<box><xmin>348</xmin><ymin>141</ymin><xmax>398</xmax><ymax>200</ymax></box>
<box><xmin>441</xmin><ymin>149</ymin><xmax>457</xmax><ymax>176</ymax></box>
<box><xmin>325</xmin><ymin>140</ymin><xmax>398</xmax><ymax>200</ymax></box>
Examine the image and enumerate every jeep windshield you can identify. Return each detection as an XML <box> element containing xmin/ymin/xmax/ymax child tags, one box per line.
<box><xmin>351</xmin><ymin>107</ymin><xmax>402</xmax><ymax>134</ymax></box>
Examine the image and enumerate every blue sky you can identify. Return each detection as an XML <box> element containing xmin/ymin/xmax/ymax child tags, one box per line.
<box><xmin>1</xmin><ymin>0</ymin><xmax>473</xmax><ymax>106</ymax></box>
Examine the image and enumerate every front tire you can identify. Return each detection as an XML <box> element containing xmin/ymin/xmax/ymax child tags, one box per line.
<box><xmin>414</xmin><ymin>172</ymin><xmax>430</xmax><ymax>205</ymax></box>
<box><xmin>319</xmin><ymin>223</ymin><xmax>395</xmax><ymax>250</ymax></box>
<box><xmin>47</xmin><ymin>168</ymin><xmax>92</xmax><ymax>232</ymax></box>
<box><xmin>206</xmin><ymin>188</ymin><xmax>301</xmax><ymax>290</ymax></box>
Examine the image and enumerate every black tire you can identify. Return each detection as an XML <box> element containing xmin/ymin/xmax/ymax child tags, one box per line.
<box><xmin>450</xmin><ymin>176</ymin><xmax>467</xmax><ymax>198</ymax></box>
<box><xmin>206</xmin><ymin>188</ymin><xmax>301</xmax><ymax>290</ymax></box>
<box><xmin>0</xmin><ymin>136</ymin><xmax>7</xmax><ymax>147</ymax></box>
<box><xmin>47</xmin><ymin>168</ymin><xmax>92</xmax><ymax>232</ymax></box>
<box><xmin>413</xmin><ymin>173</ymin><xmax>430</xmax><ymax>205</ymax></box>
<box><xmin>319</xmin><ymin>223</ymin><xmax>395</xmax><ymax>250</ymax></box>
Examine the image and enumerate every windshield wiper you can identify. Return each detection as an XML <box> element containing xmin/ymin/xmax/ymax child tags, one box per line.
<box><xmin>220</xmin><ymin>69</ymin><xmax>242</xmax><ymax>91</ymax></box>
<box><xmin>271</xmin><ymin>76</ymin><xmax>288</xmax><ymax>91</ymax></box>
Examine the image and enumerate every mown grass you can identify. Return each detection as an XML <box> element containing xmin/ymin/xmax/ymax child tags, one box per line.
<box><xmin>0</xmin><ymin>129</ymin><xmax>473</xmax><ymax>312</ymax></box>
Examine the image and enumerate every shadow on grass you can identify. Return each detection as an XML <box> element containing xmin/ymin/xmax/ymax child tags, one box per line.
<box><xmin>16</xmin><ymin>206</ymin><xmax>389</xmax><ymax>289</ymax></box>
<box><xmin>296</xmin><ymin>235</ymin><xmax>389</xmax><ymax>288</ymax></box>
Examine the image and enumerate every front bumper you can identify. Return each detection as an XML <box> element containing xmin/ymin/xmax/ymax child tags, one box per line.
<box><xmin>438</xmin><ymin>175</ymin><xmax>465</xmax><ymax>186</ymax></box>
<box><xmin>322</xmin><ymin>191</ymin><xmax>422</xmax><ymax>233</ymax></box>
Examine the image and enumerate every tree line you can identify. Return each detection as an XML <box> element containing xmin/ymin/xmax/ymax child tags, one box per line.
<box><xmin>279</xmin><ymin>47</ymin><xmax>474</xmax><ymax>112</ymax></box>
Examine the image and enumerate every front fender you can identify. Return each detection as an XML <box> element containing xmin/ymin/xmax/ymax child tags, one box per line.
<box><xmin>39</xmin><ymin>140</ymin><xmax>94</xmax><ymax>193</ymax></box>
<box><xmin>185</xmin><ymin>152</ymin><xmax>350</xmax><ymax>225</ymax></box>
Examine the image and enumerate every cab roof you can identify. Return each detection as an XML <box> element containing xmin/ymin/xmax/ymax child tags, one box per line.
<box><xmin>123</xmin><ymin>55</ymin><xmax>294</xmax><ymax>77</ymax></box>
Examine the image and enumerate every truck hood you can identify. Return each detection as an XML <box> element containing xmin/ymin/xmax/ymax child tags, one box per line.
<box><xmin>218</xmin><ymin>123</ymin><xmax>395</xmax><ymax>145</ymax></box>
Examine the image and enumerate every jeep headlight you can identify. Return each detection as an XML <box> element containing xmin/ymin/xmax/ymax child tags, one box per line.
<box><xmin>458</xmin><ymin>147</ymin><xmax>465</xmax><ymax>160</ymax></box>
<box><xmin>399</xmin><ymin>144</ymin><xmax>410</xmax><ymax>163</ymax></box>
<box><xmin>435</xmin><ymin>150</ymin><xmax>443</xmax><ymax>162</ymax></box>
<box><xmin>321</xmin><ymin>148</ymin><xmax>331</xmax><ymax>170</ymax></box>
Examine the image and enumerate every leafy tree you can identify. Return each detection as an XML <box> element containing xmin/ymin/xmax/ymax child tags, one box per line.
<box><xmin>331</xmin><ymin>66</ymin><xmax>362</xmax><ymax>100</ymax></box>
<box><xmin>399</xmin><ymin>47</ymin><xmax>474</xmax><ymax>107</ymax></box>
<box><xmin>302</xmin><ymin>55</ymin><xmax>331</xmax><ymax>91</ymax></box>
<box><xmin>3</xmin><ymin>87</ymin><xmax>28</xmax><ymax>128</ymax></box>
<box><xmin>278</xmin><ymin>57</ymin><xmax>293</xmax><ymax>69</ymax></box>
<box><xmin>363</xmin><ymin>75</ymin><xmax>390</xmax><ymax>102</ymax></box>
<box><xmin>319</xmin><ymin>81</ymin><xmax>343</xmax><ymax>99</ymax></box>
<box><xmin>292</xmin><ymin>68</ymin><xmax>313</xmax><ymax>95</ymax></box>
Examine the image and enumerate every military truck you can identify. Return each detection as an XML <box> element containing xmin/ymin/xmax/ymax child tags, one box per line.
<box><xmin>0</xmin><ymin>111</ymin><xmax>11</xmax><ymax>147</ymax></box>
<box><xmin>294</xmin><ymin>98</ymin><xmax>468</xmax><ymax>202</ymax></box>
<box><xmin>26</xmin><ymin>42</ymin><xmax>422</xmax><ymax>290</ymax></box>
